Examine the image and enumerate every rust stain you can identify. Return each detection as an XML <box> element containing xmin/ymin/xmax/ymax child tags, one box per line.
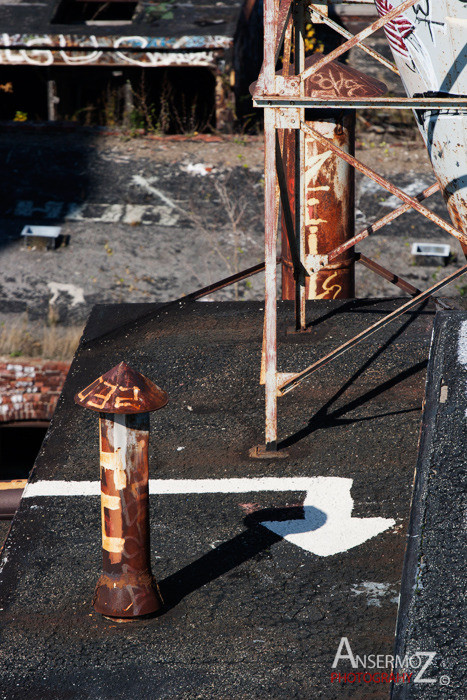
<box><xmin>0</xmin><ymin>479</ymin><xmax>27</xmax><ymax>490</ymax></box>
<box><xmin>77</xmin><ymin>364</ymin><xmax>167</xmax><ymax>618</ymax></box>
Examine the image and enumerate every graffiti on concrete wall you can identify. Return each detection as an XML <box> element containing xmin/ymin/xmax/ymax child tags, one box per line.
<box><xmin>0</xmin><ymin>33</ymin><xmax>231</xmax><ymax>67</ymax></box>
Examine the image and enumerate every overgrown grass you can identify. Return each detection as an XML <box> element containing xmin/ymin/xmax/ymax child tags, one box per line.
<box><xmin>0</xmin><ymin>316</ymin><xmax>82</xmax><ymax>361</ymax></box>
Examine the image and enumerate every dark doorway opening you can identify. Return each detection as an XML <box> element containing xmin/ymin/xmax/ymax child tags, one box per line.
<box><xmin>52</xmin><ymin>0</ymin><xmax>137</xmax><ymax>24</ymax></box>
<box><xmin>0</xmin><ymin>422</ymin><xmax>49</xmax><ymax>480</ymax></box>
<box><xmin>0</xmin><ymin>66</ymin><xmax>216</xmax><ymax>132</ymax></box>
<box><xmin>0</xmin><ymin>67</ymin><xmax>48</xmax><ymax>121</ymax></box>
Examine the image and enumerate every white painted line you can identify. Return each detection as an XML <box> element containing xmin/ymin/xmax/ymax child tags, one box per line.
<box><xmin>23</xmin><ymin>476</ymin><xmax>343</xmax><ymax>497</ymax></box>
<box><xmin>22</xmin><ymin>477</ymin><xmax>395</xmax><ymax>557</ymax></box>
<box><xmin>23</xmin><ymin>481</ymin><xmax>99</xmax><ymax>497</ymax></box>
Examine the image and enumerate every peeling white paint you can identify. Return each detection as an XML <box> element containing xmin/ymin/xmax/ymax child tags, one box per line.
<box><xmin>182</xmin><ymin>163</ymin><xmax>214</xmax><ymax>176</ymax></box>
<box><xmin>131</xmin><ymin>175</ymin><xmax>177</xmax><ymax>209</ymax></box>
<box><xmin>14</xmin><ymin>199</ymin><xmax>180</xmax><ymax>227</ymax></box>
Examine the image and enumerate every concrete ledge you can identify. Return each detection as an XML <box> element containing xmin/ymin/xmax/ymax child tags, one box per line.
<box><xmin>392</xmin><ymin>311</ymin><xmax>466</xmax><ymax>698</ymax></box>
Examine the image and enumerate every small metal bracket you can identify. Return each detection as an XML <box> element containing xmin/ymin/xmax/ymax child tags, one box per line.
<box><xmin>275</xmin><ymin>75</ymin><xmax>301</xmax><ymax>96</ymax></box>
<box><xmin>276</xmin><ymin>372</ymin><xmax>298</xmax><ymax>395</ymax></box>
<box><xmin>309</xmin><ymin>3</ymin><xmax>329</xmax><ymax>23</ymax></box>
<box><xmin>276</xmin><ymin>107</ymin><xmax>301</xmax><ymax>129</ymax></box>
<box><xmin>249</xmin><ymin>444</ymin><xmax>289</xmax><ymax>459</ymax></box>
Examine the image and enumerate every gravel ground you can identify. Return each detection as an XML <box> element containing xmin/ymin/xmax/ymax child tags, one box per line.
<box><xmin>0</xmin><ymin>38</ymin><xmax>466</xmax><ymax>335</ymax></box>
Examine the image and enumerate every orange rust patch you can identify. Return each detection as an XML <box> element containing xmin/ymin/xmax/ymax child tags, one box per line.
<box><xmin>0</xmin><ymin>479</ymin><xmax>27</xmax><ymax>490</ymax></box>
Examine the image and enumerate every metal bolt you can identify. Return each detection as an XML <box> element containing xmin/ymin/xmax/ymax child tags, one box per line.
<box><xmin>75</xmin><ymin>361</ymin><xmax>168</xmax><ymax>620</ymax></box>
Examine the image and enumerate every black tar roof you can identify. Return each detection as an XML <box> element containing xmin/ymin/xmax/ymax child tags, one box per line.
<box><xmin>0</xmin><ymin>0</ymin><xmax>241</xmax><ymax>41</ymax></box>
<box><xmin>0</xmin><ymin>299</ymin><xmax>443</xmax><ymax>698</ymax></box>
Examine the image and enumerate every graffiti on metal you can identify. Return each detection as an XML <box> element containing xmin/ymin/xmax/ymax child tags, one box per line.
<box><xmin>373</xmin><ymin>0</ymin><xmax>467</xmax><ymax>242</ymax></box>
<box><xmin>75</xmin><ymin>362</ymin><xmax>168</xmax><ymax>414</ymax></box>
<box><xmin>373</xmin><ymin>1</ymin><xmax>467</xmax><ymax>93</ymax></box>
<box><xmin>0</xmin><ymin>33</ymin><xmax>230</xmax><ymax>67</ymax></box>
<box><xmin>302</xmin><ymin>54</ymin><xmax>388</xmax><ymax>98</ymax></box>
<box><xmin>374</xmin><ymin>0</ymin><xmax>415</xmax><ymax>57</ymax></box>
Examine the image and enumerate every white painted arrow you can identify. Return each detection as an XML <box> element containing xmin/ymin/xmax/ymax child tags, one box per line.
<box><xmin>261</xmin><ymin>479</ymin><xmax>395</xmax><ymax>557</ymax></box>
<box><xmin>23</xmin><ymin>476</ymin><xmax>395</xmax><ymax>557</ymax></box>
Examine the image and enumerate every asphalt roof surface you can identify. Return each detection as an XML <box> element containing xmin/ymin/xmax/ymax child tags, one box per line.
<box><xmin>0</xmin><ymin>0</ymin><xmax>241</xmax><ymax>40</ymax></box>
<box><xmin>0</xmin><ymin>299</ymin><xmax>439</xmax><ymax>699</ymax></box>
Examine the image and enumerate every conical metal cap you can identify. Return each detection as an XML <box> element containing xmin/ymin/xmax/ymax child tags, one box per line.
<box><xmin>74</xmin><ymin>362</ymin><xmax>168</xmax><ymax>414</ymax></box>
<box><xmin>250</xmin><ymin>55</ymin><xmax>387</xmax><ymax>98</ymax></box>
<box><xmin>299</xmin><ymin>54</ymin><xmax>387</xmax><ymax>98</ymax></box>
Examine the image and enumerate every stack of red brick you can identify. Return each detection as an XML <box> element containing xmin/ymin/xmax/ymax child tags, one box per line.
<box><xmin>0</xmin><ymin>359</ymin><xmax>70</xmax><ymax>423</ymax></box>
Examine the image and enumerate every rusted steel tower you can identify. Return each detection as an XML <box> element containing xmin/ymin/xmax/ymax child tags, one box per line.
<box><xmin>251</xmin><ymin>0</ymin><xmax>467</xmax><ymax>453</ymax></box>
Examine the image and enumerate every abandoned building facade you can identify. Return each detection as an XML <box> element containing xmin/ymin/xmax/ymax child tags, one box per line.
<box><xmin>0</xmin><ymin>0</ymin><xmax>248</xmax><ymax>130</ymax></box>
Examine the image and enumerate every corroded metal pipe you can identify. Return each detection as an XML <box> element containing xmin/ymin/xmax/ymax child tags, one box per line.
<box><xmin>278</xmin><ymin>55</ymin><xmax>387</xmax><ymax>304</ymax></box>
<box><xmin>281</xmin><ymin>110</ymin><xmax>356</xmax><ymax>301</ymax></box>
<box><xmin>75</xmin><ymin>362</ymin><xmax>168</xmax><ymax>619</ymax></box>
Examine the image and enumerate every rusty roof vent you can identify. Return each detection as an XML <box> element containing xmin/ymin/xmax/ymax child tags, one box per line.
<box><xmin>250</xmin><ymin>55</ymin><xmax>387</xmax><ymax>98</ymax></box>
<box><xmin>300</xmin><ymin>54</ymin><xmax>387</xmax><ymax>98</ymax></box>
<box><xmin>74</xmin><ymin>361</ymin><xmax>168</xmax><ymax>414</ymax></box>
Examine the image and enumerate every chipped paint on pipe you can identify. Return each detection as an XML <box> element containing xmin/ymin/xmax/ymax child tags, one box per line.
<box><xmin>281</xmin><ymin>112</ymin><xmax>355</xmax><ymax>300</ymax></box>
<box><xmin>75</xmin><ymin>362</ymin><xmax>167</xmax><ymax>619</ymax></box>
<box><xmin>301</xmin><ymin>121</ymin><xmax>467</xmax><ymax>249</ymax></box>
<box><xmin>95</xmin><ymin>411</ymin><xmax>162</xmax><ymax>618</ymax></box>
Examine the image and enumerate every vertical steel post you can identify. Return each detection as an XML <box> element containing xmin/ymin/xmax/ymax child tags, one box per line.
<box><xmin>262</xmin><ymin>0</ymin><xmax>278</xmax><ymax>451</ymax></box>
<box><xmin>264</xmin><ymin>108</ymin><xmax>278</xmax><ymax>450</ymax></box>
<box><xmin>75</xmin><ymin>361</ymin><xmax>168</xmax><ymax>619</ymax></box>
<box><xmin>295</xmin><ymin>0</ymin><xmax>307</xmax><ymax>330</ymax></box>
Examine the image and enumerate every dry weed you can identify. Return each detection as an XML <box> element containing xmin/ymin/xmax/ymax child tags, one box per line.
<box><xmin>0</xmin><ymin>315</ymin><xmax>82</xmax><ymax>361</ymax></box>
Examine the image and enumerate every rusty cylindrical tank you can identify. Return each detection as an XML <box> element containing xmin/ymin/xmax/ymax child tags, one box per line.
<box><xmin>75</xmin><ymin>361</ymin><xmax>168</xmax><ymax>619</ymax></box>
<box><xmin>281</xmin><ymin>110</ymin><xmax>356</xmax><ymax>300</ymax></box>
<box><xmin>279</xmin><ymin>54</ymin><xmax>387</xmax><ymax>301</ymax></box>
